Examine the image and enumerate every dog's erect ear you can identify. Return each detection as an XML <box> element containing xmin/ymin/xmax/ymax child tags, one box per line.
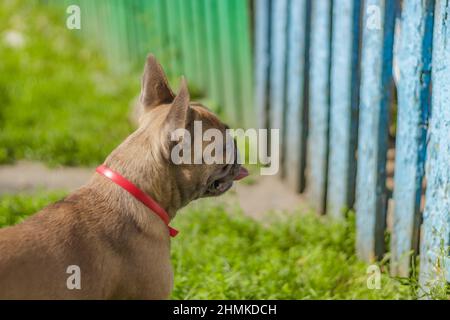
<box><xmin>166</xmin><ymin>77</ymin><xmax>191</xmax><ymax>130</ymax></box>
<box><xmin>140</xmin><ymin>54</ymin><xmax>175</xmax><ymax>110</ymax></box>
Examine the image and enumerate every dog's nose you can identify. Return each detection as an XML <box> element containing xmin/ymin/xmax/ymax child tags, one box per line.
<box><xmin>234</xmin><ymin>166</ymin><xmax>249</xmax><ymax>181</ymax></box>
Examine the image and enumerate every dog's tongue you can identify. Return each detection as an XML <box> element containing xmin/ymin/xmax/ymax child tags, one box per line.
<box><xmin>234</xmin><ymin>167</ymin><xmax>249</xmax><ymax>181</ymax></box>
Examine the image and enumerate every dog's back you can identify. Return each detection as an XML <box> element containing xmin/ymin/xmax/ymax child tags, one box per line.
<box><xmin>0</xmin><ymin>189</ymin><xmax>109</xmax><ymax>298</ymax></box>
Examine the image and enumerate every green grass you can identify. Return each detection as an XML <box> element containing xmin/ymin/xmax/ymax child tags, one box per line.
<box><xmin>0</xmin><ymin>1</ymin><xmax>211</xmax><ymax>167</ymax></box>
<box><xmin>0</xmin><ymin>192</ymin><xmax>423</xmax><ymax>300</ymax></box>
<box><xmin>0</xmin><ymin>191</ymin><xmax>66</xmax><ymax>227</ymax></box>
<box><xmin>0</xmin><ymin>1</ymin><xmax>136</xmax><ymax>166</ymax></box>
<box><xmin>172</xmin><ymin>204</ymin><xmax>416</xmax><ymax>299</ymax></box>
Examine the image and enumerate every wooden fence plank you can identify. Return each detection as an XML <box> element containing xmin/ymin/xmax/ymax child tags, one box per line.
<box><xmin>133</xmin><ymin>0</ymin><xmax>144</xmax><ymax>59</ymax></box>
<box><xmin>125</xmin><ymin>0</ymin><xmax>139</xmax><ymax>64</ymax></box>
<box><xmin>155</xmin><ymin>0</ymin><xmax>173</xmax><ymax>75</ymax></box>
<box><xmin>140</xmin><ymin>0</ymin><xmax>158</xmax><ymax>62</ymax></box>
<box><xmin>234</xmin><ymin>0</ymin><xmax>254</xmax><ymax>128</ymax></box>
<box><xmin>285</xmin><ymin>0</ymin><xmax>308</xmax><ymax>191</ymax></box>
<box><xmin>204</xmin><ymin>0</ymin><xmax>220</xmax><ymax>108</ymax></box>
<box><xmin>191</xmin><ymin>0</ymin><xmax>206</xmax><ymax>90</ymax></box>
<box><xmin>419</xmin><ymin>0</ymin><xmax>450</xmax><ymax>289</ymax></box>
<box><xmin>254</xmin><ymin>0</ymin><xmax>272</xmax><ymax>130</ymax></box>
<box><xmin>391</xmin><ymin>0</ymin><xmax>434</xmax><ymax>277</ymax></box>
<box><xmin>307</xmin><ymin>0</ymin><xmax>332</xmax><ymax>213</ymax></box>
<box><xmin>301</xmin><ymin>0</ymin><xmax>312</xmax><ymax>191</ymax></box>
<box><xmin>218</xmin><ymin>0</ymin><xmax>239</xmax><ymax>125</ymax></box>
<box><xmin>178</xmin><ymin>0</ymin><xmax>196</xmax><ymax>84</ymax></box>
<box><xmin>113</xmin><ymin>0</ymin><xmax>129</xmax><ymax>71</ymax></box>
<box><xmin>356</xmin><ymin>0</ymin><xmax>396</xmax><ymax>262</ymax></box>
<box><xmin>195</xmin><ymin>0</ymin><xmax>211</xmax><ymax>95</ymax></box>
<box><xmin>130</xmin><ymin>0</ymin><xmax>144</xmax><ymax>63</ymax></box>
<box><xmin>204</xmin><ymin>0</ymin><xmax>225</xmax><ymax>112</ymax></box>
<box><xmin>269</xmin><ymin>0</ymin><xmax>289</xmax><ymax>176</ymax></box>
<box><xmin>327</xmin><ymin>0</ymin><xmax>362</xmax><ymax>218</ymax></box>
<box><xmin>165</xmin><ymin>0</ymin><xmax>183</xmax><ymax>76</ymax></box>
<box><xmin>140</xmin><ymin>0</ymin><xmax>160</xmax><ymax>61</ymax></box>
<box><xmin>227</xmin><ymin>0</ymin><xmax>244</xmax><ymax>124</ymax></box>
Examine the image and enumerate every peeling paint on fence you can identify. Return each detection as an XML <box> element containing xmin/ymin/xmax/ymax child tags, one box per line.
<box><xmin>307</xmin><ymin>0</ymin><xmax>333</xmax><ymax>214</ymax></box>
<box><xmin>285</xmin><ymin>0</ymin><xmax>308</xmax><ymax>191</ymax></box>
<box><xmin>327</xmin><ymin>0</ymin><xmax>362</xmax><ymax>219</ymax></box>
<box><xmin>419</xmin><ymin>0</ymin><xmax>450</xmax><ymax>290</ymax></box>
<box><xmin>356</xmin><ymin>0</ymin><xmax>396</xmax><ymax>262</ymax></box>
<box><xmin>391</xmin><ymin>0</ymin><xmax>434</xmax><ymax>278</ymax></box>
<box><xmin>255</xmin><ymin>0</ymin><xmax>272</xmax><ymax>131</ymax></box>
<box><xmin>269</xmin><ymin>0</ymin><xmax>289</xmax><ymax>176</ymax></box>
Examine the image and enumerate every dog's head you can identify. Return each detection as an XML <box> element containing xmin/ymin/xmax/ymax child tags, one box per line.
<box><xmin>134</xmin><ymin>55</ymin><xmax>247</xmax><ymax>207</ymax></box>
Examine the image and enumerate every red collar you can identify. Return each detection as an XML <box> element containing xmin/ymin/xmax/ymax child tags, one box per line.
<box><xmin>96</xmin><ymin>165</ymin><xmax>178</xmax><ymax>238</ymax></box>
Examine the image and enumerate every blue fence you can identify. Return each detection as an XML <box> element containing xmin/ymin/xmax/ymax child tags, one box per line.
<box><xmin>254</xmin><ymin>0</ymin><xmax>449</xmax><ymax>289</ymax></box>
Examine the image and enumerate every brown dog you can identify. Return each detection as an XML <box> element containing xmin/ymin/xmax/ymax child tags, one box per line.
<box><xmin>0</xmin><ymin>55</ymin><xmax>247</xmax><ymax>299</ymax></box>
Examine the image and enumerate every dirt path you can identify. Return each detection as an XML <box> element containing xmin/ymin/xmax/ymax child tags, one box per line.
<box><xmin>0</xmin><ymin>161</ymin><xmax>93</xmax><ymax>193</ymax></box>
<box><xmin>0</xmin><ymin>161</ymin><xmax>309</xmax><ymax>221</ymax></box>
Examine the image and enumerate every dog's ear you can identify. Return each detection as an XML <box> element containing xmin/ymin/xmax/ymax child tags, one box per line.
<box><xmin>140</xmin><ymin>54</ymin><xmax>175</xmax><ymax>110</ymax></box>
<box><xmin>166</xmin><ymin>77</ymin><xmax>191</xmax><ymax>130</ymax></box>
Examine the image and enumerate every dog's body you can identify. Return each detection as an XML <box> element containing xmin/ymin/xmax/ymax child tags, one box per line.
<box><xmin>0</xmin><ymin>56</ymin><xmax>246</xmax><ymax>299</ymax></box>
<box><xmin>0</xmin><ymin>186</ymin><xmax>173</xmax><ymax>299</ymax></box>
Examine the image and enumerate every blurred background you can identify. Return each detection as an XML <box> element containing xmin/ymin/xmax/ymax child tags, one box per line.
<box><xmin>0</xmin><ymin>0</ymin><xmax>253</xmax><ymax>167</ymax></box>
<box><xmin>0</xmin><ymin>0</ymin><xmax>447</xmax><ymax>299</ymax></box>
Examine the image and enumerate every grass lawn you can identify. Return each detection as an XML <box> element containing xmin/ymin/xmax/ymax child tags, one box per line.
<box><xmin>0</xmin><ymin>1</ymin><xmax>136</xmax><ymax>166</ymax></box>
<box><xmin>0</xmin><ymin>192</ymin><xmax>420</xmax><ymax>299</ymax></box>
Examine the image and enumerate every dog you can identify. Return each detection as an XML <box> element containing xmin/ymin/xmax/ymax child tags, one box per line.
<box><xmin>0</xmin><ymin>55</ymin><xmax>248</xmax><ymax>299</ymax></box>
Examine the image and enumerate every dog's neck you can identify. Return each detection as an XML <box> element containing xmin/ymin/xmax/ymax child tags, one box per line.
<box><xmin>89</xmin><ymin>129</ymin><xmax>184</xmax><ymax>220</ymax></box>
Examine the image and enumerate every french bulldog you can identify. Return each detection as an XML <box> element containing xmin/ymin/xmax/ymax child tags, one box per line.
<box><xmin>0</xmin><ymin>55</ymin><xmax>248</xmax><ymax>299</ymax></box>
